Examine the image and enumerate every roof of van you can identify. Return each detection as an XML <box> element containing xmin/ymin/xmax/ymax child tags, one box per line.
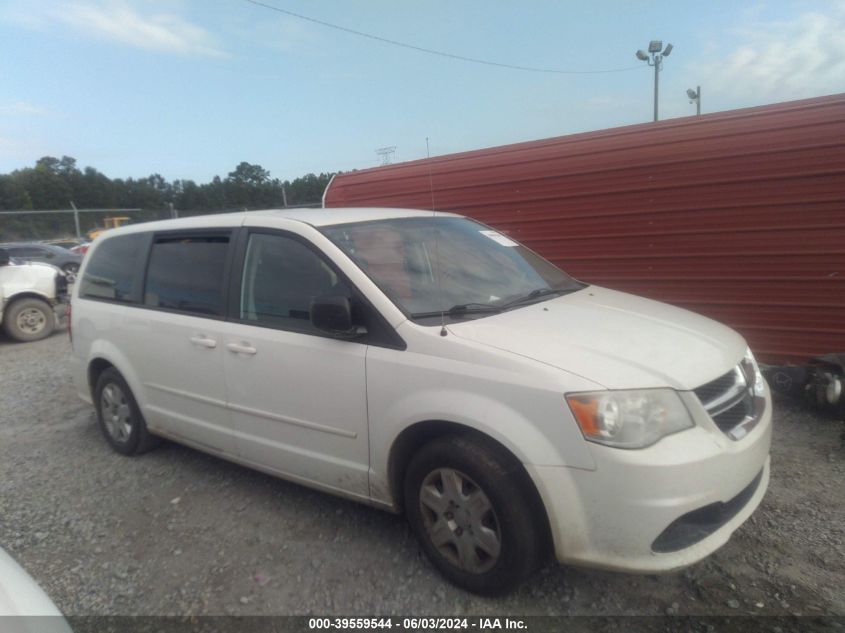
<box><xmin>249</xmin><ymin>207</ymin><xmax>458</xmax><ymax>226</ymax></box>
<box><xmin>106</xmin><ymin>207</ymin><xmax>459</xmax><ymax>237</ymax></box>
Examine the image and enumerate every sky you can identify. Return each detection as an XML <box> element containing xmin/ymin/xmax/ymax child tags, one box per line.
<box><xmin>1</xmin><ymin>0</ymin><xmax>844</xmax><ymax>183</ymax></box>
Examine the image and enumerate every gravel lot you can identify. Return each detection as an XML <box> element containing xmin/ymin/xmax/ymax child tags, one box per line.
<box><xmin>0</xmin><ymin>331</ymin><xmax>843</xmax><ymax>618</ymax></box>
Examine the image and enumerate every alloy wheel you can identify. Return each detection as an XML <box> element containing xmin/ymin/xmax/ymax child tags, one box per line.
<box><xmin>100</xmin><ymin>383</ymin><xmax>132</xmax><ymax>443</ymax></box>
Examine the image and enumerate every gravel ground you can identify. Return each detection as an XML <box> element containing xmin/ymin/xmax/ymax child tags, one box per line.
<box><xmin>0</xmin><ymin>332</ymin><xmax>843</xmax><ymax>618</ymax></box>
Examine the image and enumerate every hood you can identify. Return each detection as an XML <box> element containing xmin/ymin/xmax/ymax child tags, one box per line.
<box><xmin>446</xmin><ymin>286</ymin><xmax>746</xmax><ymax>390</ymax></box>
<box><xmin>18</xmin><ymin>261</ymin><xmax>62</xmax><ymax>274</ymax></box>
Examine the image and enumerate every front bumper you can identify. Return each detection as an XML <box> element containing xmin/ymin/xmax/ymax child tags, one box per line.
<box><xmin>527</xmin><ymin>388</ymin><xmax>772</xmax><ymax>573</ymax></box>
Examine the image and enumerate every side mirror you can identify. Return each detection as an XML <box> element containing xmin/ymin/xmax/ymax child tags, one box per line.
<box><xmin>310</xmin><ymin>295</ymin><xmax>366</xmax><ymax>339</ymax></box>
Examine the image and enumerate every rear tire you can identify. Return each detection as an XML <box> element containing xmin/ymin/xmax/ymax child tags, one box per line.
<box><xmin>2</xmin><ymin>298</ymin><xmax>55</xmax><ymax>342</ymax></box>
<box><xmin>404</xmin><ymin>433</ymin><xmax>544</xmax><ymax>595</ymax></box>
<box><xmin>95</xmin><ymin>368</ymin><xmax>160</xmax><ymax>455</ymax></box>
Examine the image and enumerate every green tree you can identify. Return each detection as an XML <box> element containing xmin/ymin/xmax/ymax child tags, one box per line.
<box><xmin>284</xmin><ymin>172</ymin><xmax>335</xmax><ymax>205</ymax></box>
<box><xmin>227</xmin><ymin>162</ymin><xmax>270</xmax><ymax>186</ymax></box>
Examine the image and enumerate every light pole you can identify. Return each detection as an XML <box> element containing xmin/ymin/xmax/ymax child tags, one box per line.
<box><xmin>636</xmin><ymin>40</ymin><xmax>673</xmax><ymax>122</ymax></box>
<box><xmin>687</xmin><ymin>86</ymin><xmax>701</xmax><ymax>116</ymax></box>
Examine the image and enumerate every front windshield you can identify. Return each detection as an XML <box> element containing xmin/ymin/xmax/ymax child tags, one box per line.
<box><xmin>321</xmin><ymin>216</ymin><xmax>583</xmax><ymax>319</ymax></box>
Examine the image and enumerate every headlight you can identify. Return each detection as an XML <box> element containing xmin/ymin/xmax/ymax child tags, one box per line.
<box><xmin>566</xmin><ymin>389</ymin><xmax>694</xmax><ymax>449</ymax></box>
<box><xmin>743</xmin><ymin>347</ymin><xmax>766</xmax><ymax>397</ymax></box>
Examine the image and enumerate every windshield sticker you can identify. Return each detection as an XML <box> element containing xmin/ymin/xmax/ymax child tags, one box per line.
<box><xmin>480</xmin><ymin>230</ymin><xmax>518</xmax><ymax>247</ymax></box>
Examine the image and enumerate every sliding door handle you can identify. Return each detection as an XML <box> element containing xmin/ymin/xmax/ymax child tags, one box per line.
<box><xmin>226</xmin><ymin>342</ymin><xmax>257</xmax><ymax>356</ymax></box>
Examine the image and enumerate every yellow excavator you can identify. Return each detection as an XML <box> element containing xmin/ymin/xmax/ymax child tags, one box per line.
<box><xmin>86</xmin><ymin>216</ymin><xmax>130</xmax><ymax>241</ymax></box>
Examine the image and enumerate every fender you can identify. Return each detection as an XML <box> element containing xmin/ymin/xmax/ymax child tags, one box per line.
<box><xmin>369</xmin><ymin>387</ymin><xmax>597</xmax><ymax>506</ymax></box>
<box><xmin>86</xmin><ymin>338</ymin><xmax>150</xmax><ymax>412</ymax></box>
<box><xmin>0</xmin><ymin>290</ymin><xmax>55</xmax><ymax>325</ymax></box>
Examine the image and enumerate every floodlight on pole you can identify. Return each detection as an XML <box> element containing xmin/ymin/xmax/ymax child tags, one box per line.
<box><xmin>687</xmin><ymin>85</ymin><xmax>701</xmax><ymax>116</ymax></box>
<box><xmin>635</xmin><ymin>40</ymin><xmax>673</xmax><ymax>122</ymax></box>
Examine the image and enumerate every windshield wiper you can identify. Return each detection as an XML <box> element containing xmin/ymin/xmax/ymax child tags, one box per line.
<box><xmin>411</xmin><ymin>303</ymin><xmax>502</xmax><ymax>319</ymax></box>
<box><xmin>500</xmin><ymin>287</ymin><xmax>576</xmax><ymax>309</ymax></box>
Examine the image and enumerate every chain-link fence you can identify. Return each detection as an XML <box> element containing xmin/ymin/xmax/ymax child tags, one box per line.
<box><xmin>0</xmin><ymin>204</ymin><xmax>321</xmax><ymax>243</ymax></box>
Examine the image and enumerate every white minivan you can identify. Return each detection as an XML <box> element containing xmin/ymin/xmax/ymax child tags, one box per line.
<box><xmin>70</xmin><ymin>208</ymin><xmax>771</xmax><ymax>594</ymax></box>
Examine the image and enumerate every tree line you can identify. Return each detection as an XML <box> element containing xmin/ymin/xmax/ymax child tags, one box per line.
<box><xmin>0</xmin><ymin>156</ymin><xmax>335</xmax><ymax>240</ymax></box>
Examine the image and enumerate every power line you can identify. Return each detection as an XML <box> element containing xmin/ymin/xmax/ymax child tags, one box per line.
<box><xmin>242</xmin><ymin>0</ymin><xmax>644</xmax><ymax>75</ymax></box>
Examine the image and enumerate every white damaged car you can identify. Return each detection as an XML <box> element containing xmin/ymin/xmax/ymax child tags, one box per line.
<box><xmin>0</xmin><ymin>248</ymin><xmax>68</xmax><ymax>342</ymax></box>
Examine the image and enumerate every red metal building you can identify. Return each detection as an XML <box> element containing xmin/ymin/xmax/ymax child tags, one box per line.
<box><xmin>323</xmin><ymin>94</ymin><xmax>845</xmax><ymax>365</ymax></box>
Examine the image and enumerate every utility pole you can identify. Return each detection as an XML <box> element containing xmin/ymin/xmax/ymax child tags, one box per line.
<box><xmin>636</xmin><ymin>41</ymin><xmax>673</xmax><ymax>122</ymax></box>
<box><xmin>653</xmin><ymin>60</ymin><xmax>659</xmax><ymax>122</ymax></box>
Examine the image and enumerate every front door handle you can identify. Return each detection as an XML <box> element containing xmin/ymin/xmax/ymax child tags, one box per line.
<box><xmin>226</xmin><ymin>342</ymin><xmax>257</xmax><ymax>356</ymax></box>
<box><xmin>189</xmin><ymin>335</ymin><xmax>217</xmax><ymax>349</ymax></box>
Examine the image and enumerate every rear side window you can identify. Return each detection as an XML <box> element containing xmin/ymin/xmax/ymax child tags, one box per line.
<box><xmin>144</xmin><ymin>235</ymin><xmax>230</xmax><ymax>316</ymax></box>
<box><xmin>79</xmin><ymin>234</ymin><xmax>147</xmax><ymax>302</ymax></box>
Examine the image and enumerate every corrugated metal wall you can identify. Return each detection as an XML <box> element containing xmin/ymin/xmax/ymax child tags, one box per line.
<box><xmin>324</xmin><ymin>94</ymin><xmax>845</xmax><ymax>365</ymax></box>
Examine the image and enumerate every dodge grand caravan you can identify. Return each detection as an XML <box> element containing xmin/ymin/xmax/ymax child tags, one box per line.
<box><xmin>70</xmin><ymin>208</ymin><xmax>772</xmax><ymax>594</ymax></box>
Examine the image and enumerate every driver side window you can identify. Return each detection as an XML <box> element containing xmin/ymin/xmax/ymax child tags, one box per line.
<box><xmin>240</xmin><ymin>233</ymin><xmax>350</xmax><ymax>333</ymax></box>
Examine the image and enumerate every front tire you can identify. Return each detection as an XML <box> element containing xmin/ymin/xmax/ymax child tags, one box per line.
<box><xmin>2</xmin><ymin>298</ymin><xmax>55</xmax><ymax>342</ymax></box>
<box><xmin>404</xmin><ymin>434</ymin><xmax>545</xmax><ymax>595</ymax></box>
<box><xmin>95</xmin><ymin>368</ymin><xmax>160</xmax><ymax>455</ymax></box>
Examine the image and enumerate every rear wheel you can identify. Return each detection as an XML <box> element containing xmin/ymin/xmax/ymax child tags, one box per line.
<box><xmin>404</xmin><ymin>434</ymin><xmax>545</xmax><ymax>595</ymax></box>
<box><xmin>2</xmin><ymin>298</ymin><xmax>55</xmax><ymax>342</ymax></box>
<box><xmin>95</xmin><ymin>368</ymin><xmax>160</xmax><ymax>455</ymax></box>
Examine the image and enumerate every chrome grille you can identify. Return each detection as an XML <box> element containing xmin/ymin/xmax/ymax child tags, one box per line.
<box><xmin>693</xmin><ymin>366</ymin><xmax>758</xmax><ymax>439</ymax></box>
<box><xmin>693</xmin><ymin>371</ymin><xmax>737</xmax><ymax>404</ymax></box>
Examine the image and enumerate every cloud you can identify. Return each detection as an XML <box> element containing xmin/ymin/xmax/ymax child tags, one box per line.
<box><xmin>690</xmin><ymin>4</ymin><xmax>845</xmax><ymax>101</ymax></box>
<box><xmin>5</xmin><ymin>1</ymin><xmax>226</xmax><ymax>58</ymax></box>
<box><xmin>0</xmin><ymin>101</ymin><xmax>53</xmax><ymax>116</ymax></box>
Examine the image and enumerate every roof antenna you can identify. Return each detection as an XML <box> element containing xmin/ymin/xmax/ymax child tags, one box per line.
<box><xmin>426</xmin><ymin>137</ymin><xmax>447</xmax><ymax>337</ymax></box>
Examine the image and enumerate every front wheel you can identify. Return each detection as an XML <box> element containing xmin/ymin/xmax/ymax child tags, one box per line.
<box><xmin>2</xmin><ymin>298</ymin><xmax>55</xmax><ymax>342</ymax></box>
<box><xmin>404</xmin><ymin>434</ymin><xmax>545</xmax><ymax>595</ymax></box>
